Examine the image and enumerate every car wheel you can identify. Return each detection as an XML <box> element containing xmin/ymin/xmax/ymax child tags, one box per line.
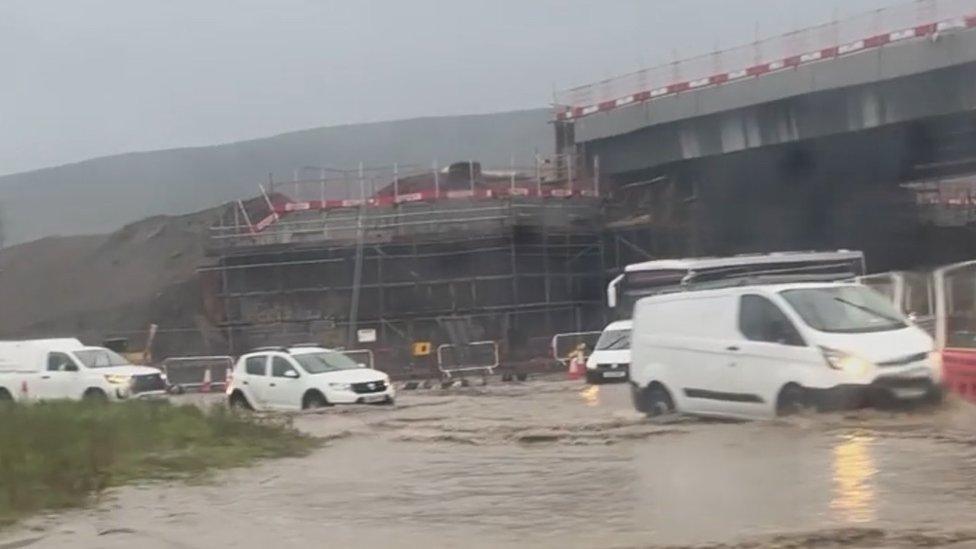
<box><xmin>776</xmin><ymin>383</ymin><xmax>810</xmax><ymax>416</ymax></box>
<box><xmin>82</xmin><ymin>388</ymin><xmax>108</xmax><ymax>403</ymax></box>
<box><xmin>0</xmin><ymin>388</ymin><xmax>12</xmax><ymax>404</ymax></box>
<box><xmin>303</xmin><ymin>391</ymin><xmax>329</xmax><ymax>410</ymax></box>
<box><xmin>228</xmin><ymin>392</ymin><xmax>252</xmax><ymax>411</ymax></box>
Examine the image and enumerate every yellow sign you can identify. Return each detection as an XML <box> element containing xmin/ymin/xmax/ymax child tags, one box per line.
<box><xmin>412</xmin><ymin>342</ymin><xmax>432</xmax><ymax>356</ymax></box>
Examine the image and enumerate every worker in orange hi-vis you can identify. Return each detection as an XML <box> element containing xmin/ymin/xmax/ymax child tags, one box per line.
<box><xmin>567</xmin><ymin>342</ymin><xmax>587</xmax><ymax>381</ymax></box>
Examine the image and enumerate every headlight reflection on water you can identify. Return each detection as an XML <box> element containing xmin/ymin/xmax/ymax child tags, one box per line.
<box><xmin>578</xmin><ymin>385</ymin><xmax>600</xmax><ymax>407</ymax></box>
<box><xmin>830</xmin><ymin>433</ymin><xmax>878</xmax><ymax>523</ymax></box>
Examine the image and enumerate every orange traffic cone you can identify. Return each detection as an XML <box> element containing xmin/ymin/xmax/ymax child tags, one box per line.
<box><xmin>200</xmin><ymin>368</ymin><xmax>212</xmax><ymax>393</ymax></box>
<box><xmin>568</xmin><ymin>355</ymin><xmax>584</xmax><ymax>380</ymax></box>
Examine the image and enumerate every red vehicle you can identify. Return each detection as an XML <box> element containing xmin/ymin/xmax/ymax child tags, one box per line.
<box><xmin>860</xmin><ymin>262</ymin><xmax>976</xmax><ymax>402</ymax></box>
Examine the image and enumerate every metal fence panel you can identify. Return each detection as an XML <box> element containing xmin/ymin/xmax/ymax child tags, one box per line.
<box><xmin>436</xmin><ymin>341</ymin><xmax>499</xmax><ymax>377</ymax></box>
<box><xmin>161</xmin><ymin>356</ymin><xmax>234</xmax><ymax>392</ymax></box>
<box><xmin>551</xmin><ymin>331</ymin><xmax>602</xmax><ymax>364</ymax></box>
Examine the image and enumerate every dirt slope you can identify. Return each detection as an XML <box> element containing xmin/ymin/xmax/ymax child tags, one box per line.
<box><xmin>0</xmin><ymin>206</ymin><xmax>219</xmax><ymax>353</ymax></box>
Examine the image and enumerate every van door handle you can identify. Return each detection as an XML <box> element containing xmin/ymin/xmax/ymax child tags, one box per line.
<box><xmin>726</xmin><ymin>346</ymin><xmax>740</xmax><ymax>352</ymax></box>
<box><xmin>242</xmin><ymin>380</ymin><xmax>249</xmax><ymax>385</ymax></box>
<box><xmin>41</xmin><ymin>375</ymin><xmax>51</xmax><ymax>379</ymax></box>
<box><xmin>269</xmin><ymin>383</ymin><xmax>276</xmax><ymax>387</ymax></box>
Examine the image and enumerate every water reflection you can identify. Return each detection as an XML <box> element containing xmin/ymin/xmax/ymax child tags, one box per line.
<box><xmin>830</xmin><ymin>433</ymin><xmax>877</xmax><ymax>523</ymax></box>
<box><xmin>579</xmin><ymin>385</ymin><xmax>600</xmax><ymax>407</ymax></box>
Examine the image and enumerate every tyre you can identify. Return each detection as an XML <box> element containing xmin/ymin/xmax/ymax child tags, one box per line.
<box><xmin>633</xmin><ymin>383</ymin><xmax>674</xmax><ymax>417</ymax></box>
<box><xmin>302</xmin><ymin>391</ymin><xmax>329</xmax><ymax>410</ymax></box>
<box><xmin>228</xmin><ymin>391</ymin><xmax>252</xmax><ymax>411</ymax></box>
<box><xmin>0</xmin><ymin>388</ymin><xmax>12</xmax><ymax>404</ymax></box>
<box><xmin>776</xmin><ymin>384</ymin><xmax>810</xmax><ymax>416</ymax></box>
<box><xmin>82</xmin><ymin>388</ymin><xmax>108</xmax><ymax>403</ymax></box>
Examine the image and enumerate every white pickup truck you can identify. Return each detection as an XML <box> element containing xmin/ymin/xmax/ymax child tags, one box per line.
<box><xmin>0</xmin><ymin>338</ymin><xmax>167</xmax><ymax>402</ymax></box>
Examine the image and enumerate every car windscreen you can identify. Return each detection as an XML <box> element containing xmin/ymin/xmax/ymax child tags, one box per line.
<box><xmin>780</xmin><ymin>286</ymin><xmax>907</xmax><ymax>334</ymax></box>
<box><xmin>595</xmin><ymin>329</ymin><xmax>630</xmax><ymax>350</ymax></box>
<box><xmin>73</xmin><ymin>348</ymin><xmax>131</xmax><ymax>368</ymax></box>
<box><xmin>292</xmin><ymin>351</ymin><xmax>362</xmax><ymax>374</ymax></box>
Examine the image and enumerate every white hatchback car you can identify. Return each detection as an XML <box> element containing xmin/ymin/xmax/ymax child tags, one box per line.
<box><xmin>226</xmin><ymin>346</ymin><xmax>394</xmax><ymax>411</ymax></box>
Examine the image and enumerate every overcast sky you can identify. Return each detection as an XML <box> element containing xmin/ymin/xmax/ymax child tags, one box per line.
<box><xmin>1</xmin><ymin>0</ymin><xmax>906</xmax><ymax>175</ymax></box>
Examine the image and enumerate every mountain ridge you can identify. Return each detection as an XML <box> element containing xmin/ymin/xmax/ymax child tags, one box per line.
<box><xmin>0</xmin><ymin>108</ymin><xmax>551</xmax><ymax>244</ymax></box>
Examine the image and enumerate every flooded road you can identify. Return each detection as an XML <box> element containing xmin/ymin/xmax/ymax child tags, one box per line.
<box><xmin>5</xmin><ymin>380</ymin><xmax>976</xmax><ymax>548</ymax></box>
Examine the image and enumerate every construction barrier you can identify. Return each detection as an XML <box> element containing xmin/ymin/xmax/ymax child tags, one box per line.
<box><xmin>943</xmin><ymin>349</ymin><xmax>976</xmax><ymax>403</ymax></box>
<box><xmin>161</xmin><ymin>355</ymin><xmax>234</xmax><ymax>393</ymax></box>
<box><xmin>551</xmin><ymin>331</ymin><xmax>602</xmax><ymax>366</ymax></box>
<box><xmin>436</xmin><ymin>341</ymin><xmax>499</xmax><ymax>378</ymax></box>
<box><xmin>340</xmin><ymin>349</ymin><xmax>376</xmax><ymax>371</ymax></box>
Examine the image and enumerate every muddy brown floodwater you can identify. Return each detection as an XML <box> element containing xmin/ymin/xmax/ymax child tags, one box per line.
<box><xmin>4</xmin><ymin>380</ymin><xmax>976</xmax><ymax>549</ymax></box>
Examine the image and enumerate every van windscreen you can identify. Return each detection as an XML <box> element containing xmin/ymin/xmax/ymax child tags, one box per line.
<box><xmin>780</xmin><ymin>286</ymin><xmax>907</xmax><ymax>334</ymax></box>
<box><xmin>595</xmin><ymin>330</ymin><xmax>630</xmax><ymax>350</ymax></box>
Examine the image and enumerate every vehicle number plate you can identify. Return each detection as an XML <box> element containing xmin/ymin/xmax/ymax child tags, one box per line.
<box><xmin>892</xmin><ymin>387</ymin><xmax>926</xmax><ymax>399</ymax></box>
<box><xmin>362</xmin><ymin>394</ymin><xmax>387</xmax><ymax>403</ymax></box>
<box><xmin>603</xmin><ymin>371</ymin><xmax>626</xmax><ymax>378</ymax></box>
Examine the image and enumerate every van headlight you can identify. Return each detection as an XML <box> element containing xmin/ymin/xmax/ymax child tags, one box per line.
<box><xmin>328</xmin><ymin>382</ymin><xmax>352</xmax><ymax>391</ymax></box>
<box><xmin>820</xmin><ymin>347</ymin><xmax>872</xmax><ymax>375</ymax></box>
<box><xmin>104</xmin><ymin>374</ymin><xmax>133</xmax><ymax>386</ymax></box>
<box><xmin>928</xmin><ymin>351</ymin><xmax>943</xmax><ymax>380</ymax></box>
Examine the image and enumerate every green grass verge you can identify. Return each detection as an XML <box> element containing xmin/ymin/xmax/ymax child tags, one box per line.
<box><xmin>0</xmin><ymin>400</ymin><xmax>319</xmax><ymax>526</ymax></box>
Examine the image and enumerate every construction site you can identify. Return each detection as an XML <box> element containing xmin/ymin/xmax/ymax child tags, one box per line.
<box><xmin>203</xmin><ymin>158</ymin><xmax>632</xmax><ymax>375</ymax></box>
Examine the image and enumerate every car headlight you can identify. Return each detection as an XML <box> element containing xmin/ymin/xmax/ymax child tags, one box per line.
<box><xmin>327</xmin><ymin>382</ymin><xmax>352</xmax><ymax>390</ymax></box>
<box><xmin>820</xmin><ymin>347</ymin><xmax>872</xmax><ymax>375</ymax></box>
<box><xmin>104</xmin><ymin>374</ymin><xmax>133</xmax><ymax>385</ymax></box>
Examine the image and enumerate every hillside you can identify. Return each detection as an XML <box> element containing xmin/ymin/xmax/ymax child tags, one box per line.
<box><xmin>0</xmin><ymin>108</ymin><xmax>551</xmax><ymax>244</ymax></box>
<box><xmin>0</xmin><ymin>207</ymin><xmax>218</xmax><ymax>355</ymax></box>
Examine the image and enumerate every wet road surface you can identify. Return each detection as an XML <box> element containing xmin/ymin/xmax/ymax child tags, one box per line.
<box><xmin>4</xmin><ymin>380</ymin><xmax>976</xmax><ymax>548</ymax></box>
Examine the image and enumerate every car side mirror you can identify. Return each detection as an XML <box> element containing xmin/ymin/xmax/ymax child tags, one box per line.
<box><xmin>357</xmin><ymin>363</ymin><xmax>366</xmax><ymax>368</ymax></box>
<box><xmin>283</xmin><ymin>369</ymin><xmax>299</xmax><ymax>379</ymax></box>
<box><xmin>907</xmin><ymin>311</ymin><xmax>918</xmax><ymax>322</ymax></box>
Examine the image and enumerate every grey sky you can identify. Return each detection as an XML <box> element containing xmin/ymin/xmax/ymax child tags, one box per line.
<box><xmin>1</xmin><ymin>0</ymin><xmax>904</xmax><ymax>175</ymax></box>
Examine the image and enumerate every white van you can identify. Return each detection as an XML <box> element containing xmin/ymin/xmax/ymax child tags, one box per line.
<box><xmin>226</xmin><ymin>345</ymin><xmax>394</xmax><ymax>411</ymax></box>
<box><xmin>0</xmin><ymin>338</ymin><xmax>168</xmax><ymax>402</ymax></box>
<box><xmin>585</xmin><ymin>320</ymin><xmax>631</xmax><ymax>384</ymax></box>
<box><xmin>630</xmin><ymin>282</ymin><xmax>940</xmax><ymax>420</ymax></box>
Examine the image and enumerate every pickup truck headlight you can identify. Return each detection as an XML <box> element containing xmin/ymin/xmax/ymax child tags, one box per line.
<box><xmin>104</xmin><ymin>374</ymin><xmax>132</xmax><ymax>386</ymax></box>
<box><xmin>327</xmin><ymin>382</ymin><xmax>352</xmax><ymax>391</ymax></box>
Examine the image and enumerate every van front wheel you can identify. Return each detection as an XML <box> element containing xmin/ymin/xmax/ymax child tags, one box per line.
<box><xmin>634</xmin><ymin>383</ymin><xmax>674</xmax><ymax>417</ymax></box>
<box><xmin>776</xmin><ymin>384</ymin><xmax>811</xmax><ymax>416</ymax></box>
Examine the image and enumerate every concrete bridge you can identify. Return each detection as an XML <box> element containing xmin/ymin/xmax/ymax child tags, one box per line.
<box><xmin>555</xmin><ymin>1</ymin><xmax>976</xmax><ymax>271</ymax></box>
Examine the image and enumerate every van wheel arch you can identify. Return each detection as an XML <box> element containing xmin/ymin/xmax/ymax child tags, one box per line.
<box><xmin>0</xmin><ymin>387</ymin><xmax>12</xmax><ymax>402</ymax></box>
<box><xmin>302</xmin><ymin>390</ymin><xmax>330</xmax><ymax>410</ymax></box>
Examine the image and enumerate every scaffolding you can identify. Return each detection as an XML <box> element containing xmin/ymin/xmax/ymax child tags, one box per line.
<box><xmin>205</xmin><ymin>170</ymin><xmax>607</xmax><ymax>373</ymax></box>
